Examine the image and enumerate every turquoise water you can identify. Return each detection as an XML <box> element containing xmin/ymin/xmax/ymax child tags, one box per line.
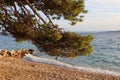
<box><xmin>0</xmin><ymin>31</ymin><xmax>120</xmax><ymax>72</ymax></box>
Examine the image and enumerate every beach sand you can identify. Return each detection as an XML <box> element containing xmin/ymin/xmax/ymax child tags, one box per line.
<box><xmin>0</xmin><ymin>56</ymin><xmax>120</xmax><ymax>80</ymax></box>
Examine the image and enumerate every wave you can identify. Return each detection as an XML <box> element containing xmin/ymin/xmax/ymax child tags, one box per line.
<box><xmin>24</xmin><ymin>54</ymin><xmax>120</xmax><ymax>76</ymax></box>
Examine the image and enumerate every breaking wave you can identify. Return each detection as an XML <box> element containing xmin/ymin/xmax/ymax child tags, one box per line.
<box><xmin>24</xmin><ymin>54</ymin><xmax>120</xmax><ymax>76</ymax></box>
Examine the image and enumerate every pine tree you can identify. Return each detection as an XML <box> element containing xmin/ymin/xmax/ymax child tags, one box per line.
<box><xmin>0</xmin><ymin>0</ymin><xmax>93</xmax><ymax>57</ymax></box>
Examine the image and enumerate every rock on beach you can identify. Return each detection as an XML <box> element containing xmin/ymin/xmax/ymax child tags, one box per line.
<box><xmin>0</xmin><ymin>49</ymin><xmax>34</xmax><ymax>58</ymax></box>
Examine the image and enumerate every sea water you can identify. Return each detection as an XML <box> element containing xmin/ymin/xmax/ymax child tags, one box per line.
<box><xmin>0</xmin><ymin>31</ymin><xmax>120</xmax><ymax>75</ymax></box>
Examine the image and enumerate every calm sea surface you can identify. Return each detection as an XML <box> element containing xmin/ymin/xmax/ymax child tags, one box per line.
<box><xmin>0</xmin><ymin>31</ymin><xmax>120</xmax><ymax>72</ymax></box>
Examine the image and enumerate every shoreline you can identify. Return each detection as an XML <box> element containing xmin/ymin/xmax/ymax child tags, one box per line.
<box><xmin>24</xmin><ymin>54</ymin><xmax>120</xmax><ymax>76</ymax></box>
<box><xmin>0</xmin><ymin>56</ymin><xmax>120</xmax><ymax>80</ymax></box>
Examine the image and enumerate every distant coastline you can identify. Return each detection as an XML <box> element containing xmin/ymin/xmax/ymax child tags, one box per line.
<box><xmin>77</xmin><ymin>30</ymin><xmax>120</xmax><ymax>34</ymax></box>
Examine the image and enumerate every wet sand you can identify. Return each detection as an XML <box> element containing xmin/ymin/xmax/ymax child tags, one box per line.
<box><xmin>0</xmin><ymin>56</ymin><xmax>120</xmax><ymax>80</ymax></box>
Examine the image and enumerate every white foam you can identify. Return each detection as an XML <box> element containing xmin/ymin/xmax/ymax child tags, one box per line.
<box><xmin>24</xmin><ymin>54</ymin><xmax>120</xmax><ymax>76</ymax></box>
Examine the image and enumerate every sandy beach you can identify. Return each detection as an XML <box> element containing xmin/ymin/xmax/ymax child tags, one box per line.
<box><xmin>0</xmin><ymin>56</ymin><xmax>120</xmax><ymax>80</ymax></box>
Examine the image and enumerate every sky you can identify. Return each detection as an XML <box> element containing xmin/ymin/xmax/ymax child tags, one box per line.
<box><xmin>55</xmin><ymin>0</ymin><xmax>120</xmax><ymax>32</ymax></box>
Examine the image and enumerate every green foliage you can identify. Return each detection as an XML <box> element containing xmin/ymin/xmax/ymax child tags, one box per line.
<box><xmin>32</xmin><ymin>31</ymin><xmax>93</xmax><ymax>57</ymax></box>
<box><xmin>0</xmin><ymin>0</ymin><xmax>93</xmax><ymax>58</ymax></box>
<box><xmin>41</xmin><ymin>0</ymin><xmax>87</xmax><ymax>25</ymax></box>
<box><xmin>0</xmin><ymin>0</ymin><xmax>14</xmax><ymax>6</ymax></box>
